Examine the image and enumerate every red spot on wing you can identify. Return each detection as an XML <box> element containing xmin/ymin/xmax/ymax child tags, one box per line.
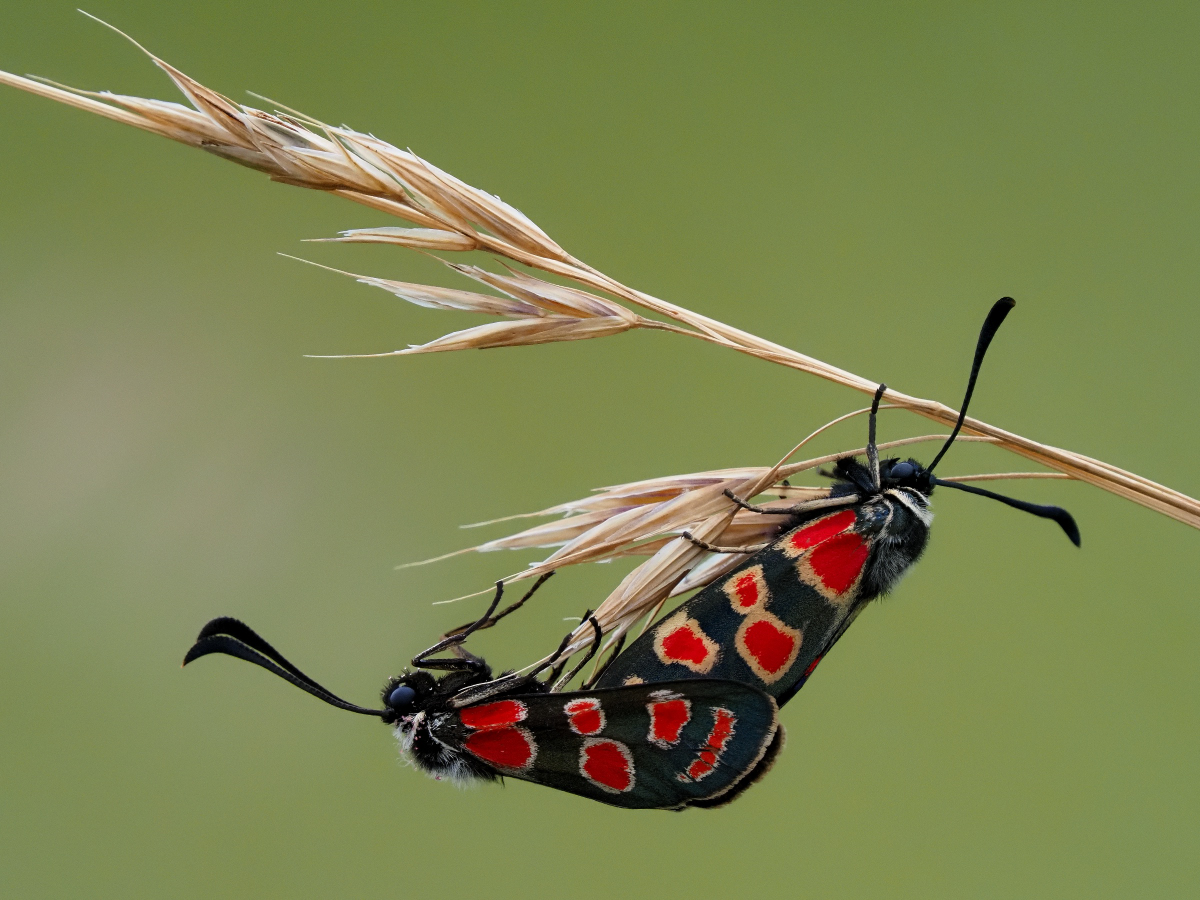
<box><xmin>654</xmin><ymin>613</ymin><xmax>718</xmax><ymax>673</ymax></box>
<box><xmin>723</xmin><ymin>566</ymin><xmax>768</xmax><ymax>615</ymax></box>
<box><xmin>742</xmin><ymin>619</ymin><xmax>797</xmax><ymax>676</ymax></box>
<box><xmin>789</xmin><ymin>509</ymin><xmax>856</xmax><ymax>552</ymax></box>
<box><xmin>647</xmin><ymin>693</ymin><xmax>691</xmax><ymax>748</ymax></box>
<box><xmin>733</xmin><ymin>572</ymin><xmax>760</xmax><ymax>607</ymax></box>
<box><xmin>661</xmin><ymin>626</ymin><xmax>709</xmax><ymax>665</ymax></box>
<box><xmin>459</xmin><ymin>699</ymin><xmax>527</xmax><ymax>730</ymax></box>
<box><xmin>807</xmin><ymin>531</ymin><xmax>869</xmax><ymax>595</ymax></box>
<box><xmin>736</xmin><ymin>612</ymin><xmax>802</xmax><ymax>684</ymax></box>
<box><xmin>464</xmin><ymin>726</ymin><xmax>535</xmax><ymax>770</ymax></box>
<box><xmin>708</xmin><ymin>708</ymin><xmax>736</xmax><ymax>752</ymax></box>
<box><xmin>678</xmin><ymin>708</ymin><xmax>737</xmax><ymax>783</ymax></box>
<box><xmin>579</xmin><ymin>739</ymin><xmax>635</xmax><ymax>793</ymax></box>
<box><xmin>564</xmin><ymin>698</ymin><xmax>605</xmax><ymax>736</ymax></box>
<box><xmin>803</xmin><ymin>654</ymin><xmax>823</xmax><ymax>677</ymax></box>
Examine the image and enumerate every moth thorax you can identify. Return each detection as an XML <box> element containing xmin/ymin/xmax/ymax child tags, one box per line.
<box><xmin>860</xmin><ymin>494</ymin><xmax>932</xmax><ymax>599</ymax></box>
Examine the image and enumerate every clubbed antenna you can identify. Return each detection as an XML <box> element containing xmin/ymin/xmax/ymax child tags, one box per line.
<box><xmin>183</xmin><ymin>617</ymin><xmax>384</xmax><ymax>717</ymax></box>
<box><xmin>927</xmin><ymin>297</ymin><xmax>1016</xmax><ymax>473</ymax></box>
<box><xmin>932</xmin><ymin>477</ymin><xmax>1081</xmax><ymax>546</ymax></box>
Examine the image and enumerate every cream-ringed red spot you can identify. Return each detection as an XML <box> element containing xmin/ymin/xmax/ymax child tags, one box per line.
<box><xmin>646</xmin><ymin>690</ymin><xmax>691</xmax><ymax>748</ymax></box>
<box><xmin>458</xmin><ymin>698</ymin><xmax>528</xmax><ymax>730</ymax></box>
<box><xmin>735</xmin><ymin>613</ymin><xmax>802</xmax><ymax>684</ymax></box>
<box><xmin>564</xmin><ymin>698</ymin><xmax>606</xmax><ymax>736</ymax></box>
<box><xmin>653</xmin><ymin>611</ymin><xmax>719</xmax><ymax>674</ymax></box>
<box><xmin>463</xmin><ymin>726</ymin><xmax>537</xmax><ymax>772</ymax></box>
<box><xmin>779</xmin><ymin>509</ymin><xmax>857</xmax><ymax>559</ymax></box>
<box><xmin>723</xmin><ymin>565</ymin><xmax>768</xmax><ymax>614</ymax></box>
<box><xmin>677</xmin><ymin>707</ymin><xmax>737</xmax><ymax>783</ymax></box>
<box><xmin>579</xmin><ymin>738</ymin><xmax>635</xmax><ymax>794</ymax></box>
<box><xmin>797</xmin><ymin>530</ymin><xmax>870</xmax><ymax>603</ymax></box>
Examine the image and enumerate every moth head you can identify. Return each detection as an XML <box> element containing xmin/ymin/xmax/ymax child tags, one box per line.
<box><xmin>871</xmin><ymin>299</ymin><xmax>1078</xmax><ymax>546</ymax></box>
<box><xmin>880</xmin><ymin>457</ymin><xmax>934</xmax><ymax>495</ymax></box>
<box><xmin>381</xmin><ymin>670</ymin><xmax>438</xmax><ymax>724</ymax></box>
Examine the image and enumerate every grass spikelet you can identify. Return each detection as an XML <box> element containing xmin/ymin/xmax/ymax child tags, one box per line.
<box><xmin>3</xmin><ymin>16</ymin><xmax>1200</xmax><ymax>664</ymax></box>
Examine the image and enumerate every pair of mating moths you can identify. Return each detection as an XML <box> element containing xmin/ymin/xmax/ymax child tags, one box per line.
<box><xmin>1</xmin><ymin>24</ymin><xmax>1081</xmax><ymax>810</ymax></box>
<box><xmin>185</xmin><ymin>299</ymin><xmax>1079</xmax><ymax>809</ymax></box>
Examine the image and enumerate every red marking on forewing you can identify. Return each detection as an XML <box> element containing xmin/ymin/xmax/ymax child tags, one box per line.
<box><xmin>564</xmin><ymin>698</ymin><xmax>605</xmax><ymax>736</ymax></box>
<box><xmin>464</xmin><ymin>726</ymin><xmax>536</xmax><ymax>771</ymax></box>
<box><xmin>646</xmin><ymin>691</ymin><xmax>691</xmax><ymax>748</ymax></box>
<box><xmin>677</xmin><ymin>707</ymin><xmax>737</xmax><ymax>783</ymax></box>
<box><xmin>737</xmin><ymin>615</ymin><xmax>802</xmax><ymax>683</ymax></box>
<box><xmin>579</xmin><ymin>739</ymin><xmax>635</xmax><ymax>793</ymax></box>
<box><xmin>787</xmin><ymin>509</ymin><xmax>856</xmax><ymax>553</ymax></box>
<box><xmin>807</xmin><ymin>531</ymin><xmax>870</xmax><ymax>596</ymax></box>
<box><xmin>662</xmin><ymin>627</ymin><xmax>708</xmax><ymax>664</ymax></box>
<box><xmin>459</xmin><ymin>699</ymin><xmax>527</xmax><ymax>730</ymax></box>
<box><xmin>653</xmin><ymin>612</ymin><xmax>719</xmax><ymax>673</ymax></box>
<box><xmin>723</xmin><ymin>565</ymin><xmax>768</xmax><ymax>614</ymax></box>
<box><xmin>803</xmin><ymin>654</ymin><xmax>823</xmax><ymax>677</ymax></box>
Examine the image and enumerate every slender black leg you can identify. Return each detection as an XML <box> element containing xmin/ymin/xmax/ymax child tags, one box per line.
<box><xmin>411</xmin><ymin>580</ymin><xmax>505</xmax><ymax>670</ymax></box>
<box><xmin>445</xmin><ymin>608</ymin><xmax>600</xmax><ymax>706</ymax></box>
<box><xmin>443</xmin><ymin>571</ymin><xmax>555</xmax><ymax>638</ymax></box>
<box><xmin>681</xmin><ymin>530</ymin><xmax>768</xmax><ymax>554</ymax></box>
<box><xmin>583</xmin><ymin>632</ymin><xmax>625</xmax><ymax>689</ymax></box>
<box><xmin>552</xmin><ymin>616</ymin><xmax>604</xmax><ymax>690</ymax></box>
<box><xmin>532</xmin><ymin>610</ymin><xmax>592</xmax><ymax>683</ymax></box>
<box><xmin>723</xmin><ymin>489</ymin><xmax>860</xmax><ymax>516</ymax></box>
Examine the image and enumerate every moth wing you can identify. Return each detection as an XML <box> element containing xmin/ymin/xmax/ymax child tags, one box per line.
<box><xmin>597</xmin><ymin>505</ymin><xmax>876</xmax><ymax>703</ymax></box>
<box><xmin>436</xmin><ymin>680</ymin><xmax>779</xmax><ymax>810</ymax></box>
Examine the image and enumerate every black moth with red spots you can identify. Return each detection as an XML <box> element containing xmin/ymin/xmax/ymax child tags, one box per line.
<box><xmin>388</xmin><ymin>679</ymin><xmax>779</xmax><ymax>809</ymax></box>
<box><xmin>182</xmin><ymin>300</ymin><xmax>1078</xmax><ymax>809</ymax></box>
<box><xmin>597</xmin><ymin>299</ymin><xmax>1081</xmax><ymax>705</ymax></box>
<box><xmin>182</xmin><ymin>612</ymin><xmax>781</xmax><ymax>810</ymax></box>
<box><xmin>596</xmin><ymin>487</ymin><xmax>931</xmax><ymax>704</ymax></box>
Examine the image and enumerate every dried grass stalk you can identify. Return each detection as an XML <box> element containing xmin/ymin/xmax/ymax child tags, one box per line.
<box><xmin>3</xmin><ymin>19</ymin><xmax>1198</xmax><ymax>665</ymax></box>
<box><xmin>3</xmin><ymin>23</ymin><xmax>1191</xmax><ymax>530</ymax></box>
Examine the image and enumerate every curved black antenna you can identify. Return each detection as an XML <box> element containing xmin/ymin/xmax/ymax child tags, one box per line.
<box><xmin>183</xmin><ymin>618</ymin><xmax>385</xmax><ymax>718</ymax></box>
<box><xmin>927</xmin><ymin>297</ymin><xmax>1016</xmax><ymax>474</ymax></box>
<box><xmin>932</xmin><ymin>477</ymin><xmax>1081</xmax><ymax>546</ymax></box>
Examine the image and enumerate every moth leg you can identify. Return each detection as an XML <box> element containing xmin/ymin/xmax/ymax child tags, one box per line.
<box><xmin>443</xmin><ymin>571</ymin><xmax>555</xmax><ymax>639</ymax></box>
<box><xmin>551</xmin><ymin>615</ymin><xmax>603</xmax><ymax>691</ymax></box>
<box><xmin>723</xmin><ymin>488</ymin><xmax>860</xmax><ymax>517</ymax></box>
<box><xmin>411</xmin><ymin>580</ymin><xmax>506</xmax><ymax>672</ymax></box>
<box><xmin>680</xmin><ymin>530</ymin><xmax>768</xmax><ymax>554</ymax></box>
<box><xmin>582</xmin><ymin>632</ymin><xmax>625</xmax><ymax>689</ymax></box>
<box><xmin>448</xmin><ymin>611</ymin><xmax>595</xmax><ymax>706</ymax></box>
<box><xmin>722</xmin><ymin>489</ymin><xmax>791</xmax><ymax>515</ymax></box>
<box><xmin>538</xmin><ymin>618</ymin><xmax>583</xmax><ymax>685</ymax></box>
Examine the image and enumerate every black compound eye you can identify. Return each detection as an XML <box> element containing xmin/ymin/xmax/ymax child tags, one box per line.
<box><xmin>890</xmin><ymin>462</ymin><xmax>917</xmax><ymax>480</ymax></box>
<box><xmin>387</xmin><ymin>685</ymin><xmax>417</xmax><ymax>711</ymax></box>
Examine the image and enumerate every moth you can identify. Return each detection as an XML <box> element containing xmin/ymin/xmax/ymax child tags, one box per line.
<box><xmin>184</xmin><ymin>597</ymin><xmax>781</xmax><ymax>810</ymax></box>
<box><xmin>594</xmin><ymin>298</ymin><xmax>1080</xmax><ymax>704</ymax></box>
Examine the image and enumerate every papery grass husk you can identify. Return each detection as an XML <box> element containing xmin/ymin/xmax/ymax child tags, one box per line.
<box><xmin>3</xmin><ymin>25</ymin><xmax>1191</xmax><ymax>528</ymax></box>
<box><xmin>3</xmin><ymin>18</ymin><xmax>1199</xmax><ymax>672</ymax></box>
<box><xmin>417</xmin><ymin>431</ymin><xmax>1008</xmax><ymax>657</ymax></box>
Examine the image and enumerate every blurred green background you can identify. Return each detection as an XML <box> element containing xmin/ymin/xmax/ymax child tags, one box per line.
<box><xmin>1</xmin><ymin>2</ymin><xmax>1198</xmax><ymax>897</ymax></box>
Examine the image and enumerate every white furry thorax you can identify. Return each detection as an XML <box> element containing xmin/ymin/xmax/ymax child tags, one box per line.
<box><xmin>392</xmin><ymin>712</ymin><xmax>482</xmax><ymax>788</ymax></box>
